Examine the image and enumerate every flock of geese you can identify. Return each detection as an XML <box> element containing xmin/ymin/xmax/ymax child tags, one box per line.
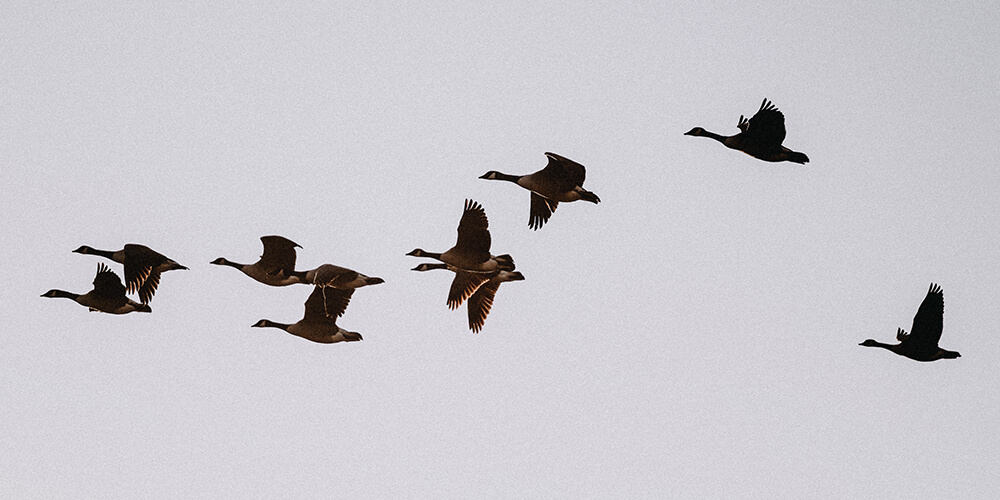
<box><xmin>41</xmin><ymin>99</ymin><xmax>961</xmax><ymax>361</ymax></box>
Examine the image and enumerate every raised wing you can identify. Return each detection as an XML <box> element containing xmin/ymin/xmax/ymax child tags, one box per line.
<box><xmin>259</xmin><ymin>235</ymin><xmax>301</xmax><ymax>276</ymax></box>
<box><xmin>907</xmin><ymin>283</ymin><xmax>944</xmax><ymax>348</ymax></box>
<box><xmin>454</xmin><ymin>199</ymin><xmax>492</xmax><ymax>260</ymax></box>
<box><xmin>540</xmin><ymin>152</ymin><xmax>587</xmax><ymax>189</ymax></box>
<box><xmin>91</xmin><ymin>263</ymin><xmax>127</xmax><ymax>301</ymax></box>
<box><xmin>744</xmin><ymin>98</ymin><xmax>787</xmax><ymax>147</ymax></box>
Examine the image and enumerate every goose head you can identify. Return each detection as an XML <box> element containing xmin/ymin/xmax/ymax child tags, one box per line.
<box><xmin>72</xmin><ymin>245</ymin><xmax>95</xmax><ymax>254</ymax></box>
<box><xmin>858</xmin><ymin>339</ymin><xmax>880</xmax><ymax>347</ymax></box>
<box><xmin>479</xmin><ymin>171</ymin><xmax>501</xmax><ymax>180</ymax></box>
<box><xmin>406</xmin><ymin>249</ymin><xmax>429</xmax><ymax>257</ymax></box>
<box><xmin>684</xmin><ymin>127</ymin><xmax>706</xmax><ymax>137</ymax></box>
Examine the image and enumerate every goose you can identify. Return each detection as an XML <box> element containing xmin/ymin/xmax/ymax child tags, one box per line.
<box><xmin>41</xmin><ymin>263</ymin><xmax>152</xmax><ymax>314</ymax></box>
<box><xmin>301</xmin><ymin>263</ymin><xmax>384</xmax><ymax>290</ymax></box>
<box><xmin>480</xmin><ymin>152</ymin><xmax>601</xmax><ymax>230</ymax></box>
<box><xmin>73</xmin><ymin>243</ymin><xmax>187</xmax><ymax>304</ymax></box>
<box><xmin>252</xmin><ymin>286</ymin><xmax>362</xmax><ymax>344</ymax></box>
<box><xmin>859</xmin><ymin>283</ymin><xmax>961</xmax><ymax>362</ymax></box>
<box><xmin>411</xmin><ymin>262</ymin><xmax>496</xmax><ymax>310</ymax></box>
<box><xmin>467</xmin><ymin>270</ymin><xmax>525</xmax><ymax>333</ymax></box>
<box><xmin>210</xmin><ymin>235</ymin><xmax>306</xmax><ymax>286</ymax></box>
<box><xmin>407</xmin><ymin>199</ymin><xmax>514</xmax><ymax>273</ymax></box>
<box><xmin>685</xmin><ymin>98</ymin><xmax>809</xmax><ymax>164</ymax></box>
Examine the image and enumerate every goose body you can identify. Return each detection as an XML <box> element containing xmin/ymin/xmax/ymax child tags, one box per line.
<box><xmin>211</xmin><ymin>235</ymin><xmax>306</xmax><ymax>286</ymax></box>
<box><xmin>42</xmin><ymin>263</ymin><xmax>152</xmax><ymax>314</ymax></box>
<box><xmin>480</xmin><ymin>152</ymin><xmax>601</xmax><ymax>230</ymax></box>
<box><xmin>407</xmin><ymin>199</ymin><xmax>514</xmax><ymax>273</ymax></box>
<box><xmin>859</xmin><ymin>283</ymin><xmax>960</xmax><ymax>362</ymax></box>
<box><xmin>685</xmin><ymin>98</ymin><xmax>809</xmax><ymax>164</ymax></box>
<box><xmin>252</xmin><ymin>286</ymin><xmax>362</xmax><ymax>344</ymax></box>
<box><xmin>303</xmin><ymin>264</ymin><xmax>385</xmax><ymax>289</ymax></box>
<box><xmin>73</xmin><ymin>243</ymin><xmax>187</xmax><ymax>303</ymax></box>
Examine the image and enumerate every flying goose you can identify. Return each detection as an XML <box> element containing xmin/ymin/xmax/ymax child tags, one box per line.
<box><xmin>407</xmin><ymin>199</ymin><xmax>514</xmax><ymax>273</ymax></box>
<box><xmin>859</xmin><ymin>283</ymin><xmax>960</xmax><ymax>362</ymax></box>
<box><xmin>210</xmin><ymin>235</ymin><xmax>305</xmax><ymax>286</ymax></box>
<box><xmin>252</xmin><ymin>286</ymin><xmax>362</xmax><ymax>344</ymax></box>
<box><xmin>73</xmin><ymin>243</ymin><xmax>187</xmax><ymax>304</ymax></box>
<box><xmin>467</xmin><ymin>270</ymin><xmax>525</xmax><ymax>333</ymax></box>
<box><xmin>480</xmin><ymin>152</ymin><xmax>601</xmax><ymax>230</ymax></box>
<box><xmin>685</xmin><ymin>98</ymin><xmax>809</xmax><ymax>164</ymax></box>
<box><xmin>41</xmin><ymin>263</ymin><xmax>152</xmax><ymax>314</ymax></box>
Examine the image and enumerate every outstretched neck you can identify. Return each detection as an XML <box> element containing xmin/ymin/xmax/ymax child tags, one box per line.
<box><xmin>407</xmin><ymin>249</ymin><xmax>442</xmax><ymax>260</ymax></box>
<box><xmin>76</xmin><ymin>246</ymin><xmax>119</xmax><ymax>261</ymax></box>
<box><xmin>253</xmin><ymin>319</ymin><xmax>291</xmax><ymax>331</ymax></box>
<box><xmin>700</xmin><ymin>130</ymin><xmax>730</xmax><ymax>143</ymax></box>
<box><xmin>481</xmin><ymin>171</ymin><xmax>522</xmax><ymax>183</ymax></box>
<box><xmin>211</xmin><ymin>257</ymin><xmax>245</xmax><ymax>270</ymax></box>
<box><xmin>42</xmin><ymin>289</ymin><xmax>80</xmax><ymax>300</ymax></box>
<box><xmin>860</xmin><ymin>339</ymin><xmax>903</xmax><ymax>355</ymax></box>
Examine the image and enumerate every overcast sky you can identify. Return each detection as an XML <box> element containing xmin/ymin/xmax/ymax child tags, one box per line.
<box><xmin>3</xmin><ymin>1</ymin><xmax>1000</xmax><ymax>497</ymax></box>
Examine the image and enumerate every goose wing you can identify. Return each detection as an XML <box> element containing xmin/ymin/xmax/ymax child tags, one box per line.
<box><xmin>122</xmin><ymin>244</ymin><xmax>169</xmax><ymax>302</ymax></box>
<box><xmin>447</xmin><ymin>270</ymin><xmax>491</xmax><ymax>310</ymax></box>
<box><xmin>259</xmin><ymin>235</ymin><xmax>300</xmax><ymax>276</ymax></box>
<box><xmin>529</xmin><ymin>192</ymin><xmax>558</xmax><ymax>230</ymax></box>
<box><xmin>744</xmin><ymin>98</ymin><xmax>787</xmax><ymax>147</ymax></box>
<box><xmin>454</xmin><ymin>199</ymin><xmax>492</xmax><ymax>262</ymax></box>
<box><xmin>540</xmin><ymin>152</ymin><xmax>587</xmax><ymax>189</ymax></box>
<box><xmin>906</xmin><ymin>283</ymin><xmax>944</xmax><ymax>348</ymax></box>
<box><xmin>467</xmin><ymin>276</ymin><xmax>504</xmax><ymax>333</ymax></box>
<box><xmin>91</xmin><ymin>263</ymin><xmax>127</xmax><ymax>304</ymax></box>
<box><xmin>302</xmin><ymin>286</ymin><xmax>354</xmax><ymax>322</ymax></box>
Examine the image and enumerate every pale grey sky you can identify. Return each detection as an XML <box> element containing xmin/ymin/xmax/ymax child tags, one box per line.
<box><xmin>3</xmin><ymin>1</ymin><xmax>1000</xmax><ymax>497</ymax></box>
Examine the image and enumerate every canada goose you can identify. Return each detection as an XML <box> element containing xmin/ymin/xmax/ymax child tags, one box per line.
<box><xmin>251</xmin><ymin>286</ymin><xmax>362</xmax><ymax>344</ymax></box>
<box><xmin>480</xmin><ymin>152</ymin><xmax>601</xmax><ymax>230</ymax></box>
<box><xmin>210</xmin><ymin>235</ymin><xmax>306</xmax><ymax>286</ymax></box>
<box><xmin>859</xmin><ymin>283</ymin><xmax>961</xmax><ymax>362</ymax></box>
<box><xmin>685</xmin><ymin>98</ymin><xmax>809</xmax><ymax>164</ymax></box>
<box><xmin>302</xmin><ymin>264</ymin><xmax>384</xmax><ymax>289</ymax></box>
<box><xmin>73</xmin><ymin>244</ymin><xmax>187</xmax><ymax>304</ymax></box>
<box><xmin>467</xmin><ymin>270</ymin><xmax>525</xmax><ymax>333</ymax></box>
<box><xmin>41</xmin><ymin>263</ymin><xmax>152</xmax><ymax>314</ymax></box>
<box><xmin>411</xmin><ymin>262</ymin><xmax>495</xmax><ymax>310</ymax></box>
<box><xmin>407</xmin><ymin>199</ymin><xmax>515</xmax><ymax>273</ymax></box>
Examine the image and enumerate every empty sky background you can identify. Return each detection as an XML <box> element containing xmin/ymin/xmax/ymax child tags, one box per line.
<box><xmin>3</xmin><ymin>1</ymin><xmax>1000</xmax><ymax>497</ymax></box>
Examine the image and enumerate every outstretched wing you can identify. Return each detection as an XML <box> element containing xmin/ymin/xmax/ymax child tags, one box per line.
<box><xmin>907</xmin><ymin>283</ymin><xmax>944</xmax><ymax>348</ymax></box>
<box><xmin>744</xmin><ymin>98</ymin><xmax>787</xmax><ymax>147</ymax></box>
<box><xmin>454</xmin><ymin>199</ymin><xmax>492</xmax><ymax>260</ymax></box>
